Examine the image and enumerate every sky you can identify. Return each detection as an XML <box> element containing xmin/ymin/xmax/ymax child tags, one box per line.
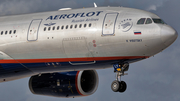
<box><xmin>0</xmin><ymin>0</ymin><xmax>179</xmax><ymax>101</ymax></box>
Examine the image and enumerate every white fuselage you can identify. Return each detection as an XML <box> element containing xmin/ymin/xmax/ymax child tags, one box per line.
<box><xmin>0</xmin><ymin>7</ymin><xmax>177</xmax><ymax>82</ymax></box>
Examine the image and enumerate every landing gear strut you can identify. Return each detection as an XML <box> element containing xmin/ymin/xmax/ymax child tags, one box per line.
<box><xmin>111</xmin><ymin>63</ymin><xmax>129</xmax><ymax>93</ymax></box>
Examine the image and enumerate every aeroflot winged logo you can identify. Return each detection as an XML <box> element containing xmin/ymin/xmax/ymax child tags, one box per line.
<box><xmin>46</xmin><ymin>11</ymin><xmax>103</xmax><ymax>20</ymax></box>
<box><xmin>44</xmin><ymin>22</ymin><xmax>56</xmax><ymax>26</ymax></box>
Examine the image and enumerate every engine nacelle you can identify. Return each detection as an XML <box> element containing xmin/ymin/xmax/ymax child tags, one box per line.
<box><xmin>29</xmin><ymin>70</ymin><xmax>99</xmax><ymax>98</ymax></box>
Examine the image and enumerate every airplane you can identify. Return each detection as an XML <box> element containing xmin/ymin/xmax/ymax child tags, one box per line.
<box><xmin>0</xmin><ymin>4</ymin><xmax>178</xmax><ymax>98</ymax></box>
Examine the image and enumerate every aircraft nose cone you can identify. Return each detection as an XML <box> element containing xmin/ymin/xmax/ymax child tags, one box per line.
<box><xmin>161</xmin><ymin>25</ymin><xmax>178</xmax><ymax>46</ymax></box>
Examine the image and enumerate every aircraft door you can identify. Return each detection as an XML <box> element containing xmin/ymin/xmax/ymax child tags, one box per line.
<box><xmin>27</xmin><ymin>19</ymin><xmax>42</xmax><ymax>41</ymax></box>
<box><xmin>102</xmin><ymin>13</ymin><xmax>118</xmax><ymax>36</ymax></box>
<box><xmin>62</xmin><ymin>37</ymin><xmax>95</xmax><ymax>65</ymax></box>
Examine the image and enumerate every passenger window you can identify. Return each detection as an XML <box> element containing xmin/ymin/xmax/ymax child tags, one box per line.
<box><xmin>61</xmin><ymin>26</ymin><xmax>64</xmax><ymax>30</ymax></box>
<box><xmin>44</xmin><ymin>27</ymin><xmax>46</xmax><ymax>31</ymax></box>
<box><xmin>145</xmin><ymin>18</ymin><xmax>152</xmax><ymax>24</ymax></box>
<box><xmin>57</xmin><ymin>26</ymin><xmax>60</xmax><ymax>30</ymax></box>
<box><xmin>137</xmin><ymin>18</ymin><xmax>146</xmax><ymax>24</ymax></box>
<box><xmin>14</xmin><ymin>30</ymin><xmax>16</xmax><ymax>34</ymax></box>
<box><xmin>79</xmin><ymin>24</ymin><xmax>82</xmax><ymax>28</ymax></box>
<box><xmin>70</xmin><ymin>25</ymin><xmax>73</xmax><ymax>29</ymax></box>
<box><xmin>75</xmin><ymin>24</ymin><xmax>77</xmax><ymax>28</ymax></box>
<box><xmin>9</xmin><ymin>30</ymin><xmax>12</xmax><ymax>34</ymax></box>
<box><xmin>84</xmin><ymin>24</ymin><xmax>87</xmax><ymax>28</ymax></box>
<box><xmin>1</xmin><ymin>31</ymin><xmax>3</xmax><ymax>35</ymax></box>
<box><xmin>5</xmin><ymin>31</ymin><xmax>7</xmax><ymax>35</ymax></box>
<box><xmin>66</xmin><ymin>25</ymin><xmax>68</xmax><ymax>29</ymax></box>
<box><xmin>89</xmin><ymin>23</ymin><xmax>92</xmax><ymax>27</ymax></box>
<box><xmin>53</xmin><ymin>26</ymin><xmax>55</xmax><ymax>30</ymax></box>
<box><xmin>48</xmin><ymin>27</ymin><xmax>51</xmax><ymax>31</ymax></box>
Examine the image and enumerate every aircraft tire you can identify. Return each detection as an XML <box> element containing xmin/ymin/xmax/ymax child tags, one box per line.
<box><xmin>118</xmin><ymin>81</ymin><xmax>127</xmax><ymax>93</ymax></box>
<box><xmin>111</xmin><ymin>80</ymin><xmax>120</xmax><ymax>92</ymax></box>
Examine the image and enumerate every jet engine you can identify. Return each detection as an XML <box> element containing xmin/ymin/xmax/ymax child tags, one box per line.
<box><xmin>29</xmin><ymin>70</ymin><xmax>98</xmax><ymax>98</ymax></box>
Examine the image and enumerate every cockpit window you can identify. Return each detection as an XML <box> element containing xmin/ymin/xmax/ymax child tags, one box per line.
<box><xmin>137</xmin><ymin>18</ymin><xmax>146</xmax><ymax>24</ymax></box>
<box><xmin>145</xmin><ymin>18</ymin><xmax>152</xmax><ymax>24</ymax></box>
<box><xmin>152</xmin><ymin>18</ymin><xmax>165</xmax><ymax>24</ymax></box>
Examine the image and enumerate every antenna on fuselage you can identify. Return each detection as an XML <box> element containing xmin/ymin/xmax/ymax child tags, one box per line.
<box><xmin>94</xmin><ymin>2</ymin><xmax>97</xmax><ymax>8</ymax></box>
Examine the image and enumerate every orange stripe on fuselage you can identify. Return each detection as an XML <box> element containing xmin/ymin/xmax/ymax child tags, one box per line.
<box><xmin>0</xmin><ymin>56</ymin><xmax>149</xmax><ymax>63</ymax></box>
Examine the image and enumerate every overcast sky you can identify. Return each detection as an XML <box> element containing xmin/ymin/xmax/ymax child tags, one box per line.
<box><xmin>0</xmin><ymin>0</ymin><xmax>179</xmax><ymax>101</ymax></box>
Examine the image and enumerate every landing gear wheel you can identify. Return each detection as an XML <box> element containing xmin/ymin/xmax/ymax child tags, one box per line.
<box><xmin>111</xmin><ymin>63</ymin><xmax>129</xmax><ymax>93</ymax></box>
<box><xmin>111</xmin><ymin>80</ymin><xmax>120</xmax><ymax>92</ymax></box>
<box><xmin>118</xmin><ymin>81</ymin><xmax>127</xmax><ymax>93</ymax></box>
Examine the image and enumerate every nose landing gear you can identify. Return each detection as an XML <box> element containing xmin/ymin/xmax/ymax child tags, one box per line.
<box><xmin>111</xmin><ymin>63</ymin><xmax>129</xmax><ymax>93</ymax></box>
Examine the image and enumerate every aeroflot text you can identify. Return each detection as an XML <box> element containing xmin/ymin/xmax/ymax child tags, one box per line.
<box><xmin>46</xmin><ymin>11</ymin><xmax>103</xmax><ymax>20</ymax></box>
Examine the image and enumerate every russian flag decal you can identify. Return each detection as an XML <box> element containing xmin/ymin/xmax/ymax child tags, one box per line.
<box><xmin>134</xmin><ymin>32</ymin><xmax>141</xmax><ymax>35</ymax></box>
